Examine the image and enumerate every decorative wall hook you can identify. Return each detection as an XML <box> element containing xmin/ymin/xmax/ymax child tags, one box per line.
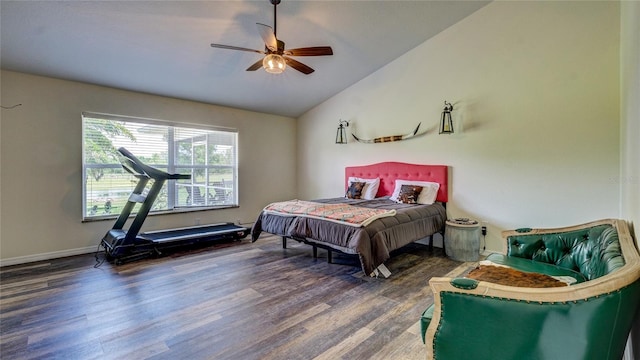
<box><xmin>0</xmin><ymin>103</ymin><xmax>22</xmax><ymax>110</ymax></box>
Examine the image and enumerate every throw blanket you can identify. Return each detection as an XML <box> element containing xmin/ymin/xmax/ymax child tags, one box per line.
<box><xmin>263</xmin><ymin>200</ymin><xmax>396</xmax><ymax>227</ymax></box>
<box><xmin>467</xmin><ymin>264</ymin><xmax>568</xmax><ymax>288</ymax></box>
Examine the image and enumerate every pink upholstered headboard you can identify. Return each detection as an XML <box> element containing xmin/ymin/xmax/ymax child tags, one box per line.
<box><xmin>345</xmin><ymin>162</ymin><xmax>448</xmax><ymax>203</ymax></box>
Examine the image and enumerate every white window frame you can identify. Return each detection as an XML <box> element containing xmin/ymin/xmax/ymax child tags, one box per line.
<box><xmin>82</xmin><ymin>112</ymin><xmax>238</xmax><ymax>220</ymax></box>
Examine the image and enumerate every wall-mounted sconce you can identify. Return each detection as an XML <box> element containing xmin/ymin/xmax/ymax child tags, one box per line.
<box><xmin>439</xmin><ymin>101</ymin><xmax>454</xmax><ymax>134</ymax></box>
<box><xmin>336</xmin><ymin>119</ymin><xmax>349</xmax><ymax>144</ymax></box>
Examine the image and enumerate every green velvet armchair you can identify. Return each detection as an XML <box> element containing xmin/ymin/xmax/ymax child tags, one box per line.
<box><xmin>422</xmin><ymin>219</ymin><xmax>640</xmax><ymax>360</ymax></box>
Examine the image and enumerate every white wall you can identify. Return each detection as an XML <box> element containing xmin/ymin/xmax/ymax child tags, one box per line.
<box><xmin>621</xmin><ymin>0</ymin><xmax>640</xmax><ymax>251</ymax></box>
<box><xmin>620</xmin><ymin>2</ymin><xmax>640</xmax><ymax>358</ymax></box>
<box><xmin>0</xmin><ymin>70</ymin><xmax>297</xmax><ymax>264</ymax></box>
<box><xmin>297</xmin><ymin>1</ymin><xmax>621</xmax><ymax>252</ymax></box>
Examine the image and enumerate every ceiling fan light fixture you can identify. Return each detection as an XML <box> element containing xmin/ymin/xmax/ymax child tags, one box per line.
<box><xmin>263</xmin><ymin>54</ymin><xmax>286</xmax><ymax>74</ymax></box>
<box><xmin>210</xmin><ymin>0</ymin><xmax>332</xmax><ymax>75</ymax></box>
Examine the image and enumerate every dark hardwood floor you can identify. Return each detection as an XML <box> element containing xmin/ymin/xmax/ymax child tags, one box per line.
<box><xmin>1</xmin><ymin>235</ymin><xmax>474</xmax><ymax>360</ymax></box>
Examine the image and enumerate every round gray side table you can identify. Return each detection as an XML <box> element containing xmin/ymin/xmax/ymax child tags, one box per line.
<box><xmin>444</xmin><ymin>219</ymin><xmax>481</xmax><ymax>261</ymax></box>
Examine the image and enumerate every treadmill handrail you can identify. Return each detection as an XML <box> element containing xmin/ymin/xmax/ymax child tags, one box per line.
<box><xmin>118</xmin><ymin>147</ymin><xmax>191</xmax><ymax>181</ymax></box>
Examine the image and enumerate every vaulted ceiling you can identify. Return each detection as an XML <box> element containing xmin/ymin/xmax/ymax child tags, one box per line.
<box><xmin>1</xmin><ymin>1</ymin><xmax>489</xmax><ymax>117</ymax></box>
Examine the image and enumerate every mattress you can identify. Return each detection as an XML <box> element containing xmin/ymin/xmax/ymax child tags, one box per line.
<box><xmin>251</xmin><ymin>196</ymin><xmax>447</xmax><ymax>274</ymax></box>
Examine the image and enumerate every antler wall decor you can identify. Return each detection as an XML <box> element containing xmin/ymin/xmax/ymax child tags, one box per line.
<box><xmin>351</xmin><ymin>123</ymin><xmax>425</xmax><ymax>144</ymax></box>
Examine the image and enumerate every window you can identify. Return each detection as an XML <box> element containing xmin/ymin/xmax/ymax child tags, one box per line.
<box><xmin>82</xmin><ymin>112</ymin><xmax>238</xmax><ymax>220</ymax></box>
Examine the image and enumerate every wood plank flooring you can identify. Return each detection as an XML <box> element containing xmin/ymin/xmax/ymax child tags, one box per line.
<box><xmin>1</xmin><ymin>235</ymin><xmax>475</xmax><ymax>360</ymax></box>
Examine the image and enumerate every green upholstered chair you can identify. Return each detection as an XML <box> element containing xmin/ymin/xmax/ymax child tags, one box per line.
<box><xmin>422</xmin><ymin>219</ymin><xmax>640</xmax><ymax>360</ymax></box>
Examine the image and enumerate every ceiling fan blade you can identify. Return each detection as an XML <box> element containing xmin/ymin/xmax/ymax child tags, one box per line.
<box><xmin>256</xmin><ymin>23</ymin><xmax>278</xmax><ymax>52</ymax></box>
<box><xmin>285</xmin><ymin>46</ymin><xmax>333</xmax><ymax>57</ymax></box>
<box><xmin>285</xmin><ymin>57</ymin><xmax>314</xmax><ymax>75</ymax></box>
<box><xmin>246</xmin><ymin>59</ymin><xmax>264</xmax><ymax>71</ymax></box>
<box><xmin>210</xmin><ymin>43</ymin><xmax>265</xmax><ymax>54</ymax></box>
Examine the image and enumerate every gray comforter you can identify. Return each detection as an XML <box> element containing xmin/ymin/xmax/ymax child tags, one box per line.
<box><xmin>251</xmin><ymin>197</ymin><xmax>447</xmax><ymax>274</ymax></box>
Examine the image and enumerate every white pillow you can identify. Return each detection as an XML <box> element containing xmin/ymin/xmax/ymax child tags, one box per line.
<box><xmin>347</xmin><ymin>177</ymin><xmax>380</xmax><ymax>200</ymax></box>
<box><xmin>390</xmin><ymin>180</ymin><xmax>440</xmax><ymax>204</ymax></box>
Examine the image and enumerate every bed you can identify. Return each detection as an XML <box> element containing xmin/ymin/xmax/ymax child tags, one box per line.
<box><xmin>251</xmin><ymin>162</ymin><xmax>449</xmax><ymax>276</ymax></box>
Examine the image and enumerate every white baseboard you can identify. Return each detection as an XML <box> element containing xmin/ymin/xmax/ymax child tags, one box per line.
<box><xmin>0</xmin><ymin>245</ymin><xmax>98</xmax><ymax>267</ymax></box>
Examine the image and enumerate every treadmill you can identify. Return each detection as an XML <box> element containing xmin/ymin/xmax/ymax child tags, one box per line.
<box><xmin>100</xmin><ymin>147</ymin><xmax>249</xmax><ymax>264</ymax></box>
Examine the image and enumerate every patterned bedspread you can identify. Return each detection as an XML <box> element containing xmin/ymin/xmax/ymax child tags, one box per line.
<box><xmin>263</xmin><ymin>200</ymin><xmax>396</xmax><ymax>227</ymax></box>
<box><xmin>252</xmin><ymin>197</ymin><xmax>447</xmax><ymax>275</ymax></box>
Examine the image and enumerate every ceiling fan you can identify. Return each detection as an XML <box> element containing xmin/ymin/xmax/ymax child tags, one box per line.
<box><xmin>210</xmin><ymin>0</ymin><xmax>333</xmax><ymax>75</ymax></box>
